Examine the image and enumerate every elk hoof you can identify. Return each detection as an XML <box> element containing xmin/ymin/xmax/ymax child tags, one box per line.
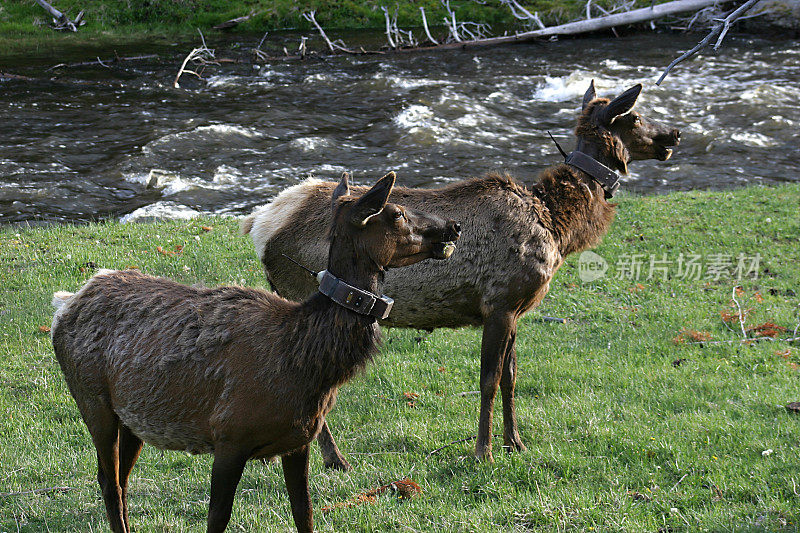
<box><xmin>323</xmin><ymin>456</ymin><xmax>353</xmax><ymax>472</ymax></box>
<box><xmin>502</xmin><ymin>436</ymin><xmax>527</xmax><ymax>453</ymax></box>
<box><xmin>475</xmin><ymin>442</ymin><xmax>494</xmax><ymax>463</ymax></box>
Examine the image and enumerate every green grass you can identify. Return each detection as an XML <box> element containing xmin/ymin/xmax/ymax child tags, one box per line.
<box><xmin>0</xmin><ymin>0</ymin><xmax>668</xmax><ymax>53</ymax></box>
<box><xmin>2</xmin><ymin>184</ymin><xmax>800</xmax><ymax>531</ymax></box>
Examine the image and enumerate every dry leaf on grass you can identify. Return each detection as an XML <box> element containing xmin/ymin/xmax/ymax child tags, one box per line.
<box><xmin>321</xmin><ymin>478</ymin><xmax>422</xmax><ymax>513</ymax></box>
<box><xmin>403</xmin><ymin>391</ymin><xmax>419</xmax><ymax>407</ymax></box>
<box><xmin>673</xmin><ymin>329</ymin><xmax>711</xmax><ymax>344</ymax></box>
<box><xmin>748</xmin><ymin>323</ymin><xmax>787</xmax><ymax>338</ymax></box>
<box><xmin>38</xmin><ymin>325</ymin><xmax>51</xmax><ymax>333</ymax></box>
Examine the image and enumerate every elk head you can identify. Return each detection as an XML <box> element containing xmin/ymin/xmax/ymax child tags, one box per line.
<box><xmin>577</xmin><ymin>80</ymin><xmax>681</xmax><ymax>174</ymax></box>
<box><xmin>330</xmin><ymin>172</ymin><xmax>460</xmax><ymax>271</ymax></box>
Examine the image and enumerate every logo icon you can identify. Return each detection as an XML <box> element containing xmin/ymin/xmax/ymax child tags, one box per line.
<box><xmin>578</xmin><ymin>251</ymin><xmax>608</xmax><ymax>282</ymax></box>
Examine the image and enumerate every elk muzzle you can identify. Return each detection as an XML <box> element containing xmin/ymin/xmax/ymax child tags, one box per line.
<box><xmin>432</xmin><ymin>220</ymin><xmax>461</xmax><ymax>260</ymax></box>
<box><xmin>654</xmin><ymin>127</ymin><xmax>680</xmax><ymax>161</ymax></box>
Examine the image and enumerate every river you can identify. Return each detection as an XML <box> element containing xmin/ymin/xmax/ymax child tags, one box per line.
<box><xmin>1</xmin><ymin>33</ymin><xmax>798</xmax><ymax>224</ymax></box>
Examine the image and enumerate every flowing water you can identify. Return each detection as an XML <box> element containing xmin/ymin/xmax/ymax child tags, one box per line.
<box><xmin>1</xmin><ymin>33</ymin><xmax>798</xmax><ymax>224</ymax></box>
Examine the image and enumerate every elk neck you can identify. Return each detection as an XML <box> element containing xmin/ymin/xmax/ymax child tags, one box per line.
<box><xmin>533</xmin><ymin>136</ymin><xmax>617</xmax><ymax>258</ymax></box>
<box><xmin>325</xmin><ymin>232</ymin><xmax>384</xmax><ymax>299</ymax></box>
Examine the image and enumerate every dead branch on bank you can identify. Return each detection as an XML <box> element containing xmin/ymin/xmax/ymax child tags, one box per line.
<box><xmin>439</xmin><ymin>0</ymin><xmax>492</xmax><ymax>42</ymax></box>
<box><xmin>419</xmin><ymin>7</ymin><xmax>439</xmax><ymax>44</ymax></box>
<box><xmin>35</xmin><ymin>0</ymin><xmax>84</xmax><ymax>31</ymax></box>
<box><xmin>656</xmin><ymin>0</ymin><xmax>763</xmax><ymax>85</ymax></box>
<box><xmin>303</xmin><ymin>10</ymin><xmax>358</xmax><ymax>54</ymax></box>
<box><xmin>248</xmin><ymin>0</ymin><xmax>746</xmax><ymax>64</ymax></box>
<box><xmin>382</xmin><ymin>6</ymin><xmax>418</xmax><ymax>49</ymax></box>
<box><xmin>500</xmin><ymin>0</ymin><xmax>546</xmax><ymax>29</ymax></box>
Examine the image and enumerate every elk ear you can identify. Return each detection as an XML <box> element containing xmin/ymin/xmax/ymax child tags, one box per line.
<box><xmin>582</xmin><ymin>79</ymin><xmax>596</xmax><ymax>110</ymax></box>
<box><xmin>351</xmin><ymin>171</ymin><xmax>396</xmax><ymax>227</ymax></box>
<box><xmin>331</xmin><ymin>172</ymin><xmax>351</xmax><ymax>209</ymax></box>
<box><xmin>602</xmin><ymin>83</ymin><xmax>642</xmax><ymax>124</ymax></box>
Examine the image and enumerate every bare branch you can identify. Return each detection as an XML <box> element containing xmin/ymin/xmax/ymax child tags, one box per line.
<box><xmin>0</xmin><ymin>486</ymin><xmax>77</xmax><ymax>497</ymax></box>
<box><xmin>500</xmin><ymin>0</ymin><xmax>547</xmax><ymax>29</ymax></box>
<box><xmin>420</xmin><ymin>7</ymin><xmax>439</xmax><ymax>44</ymax></box>
<box><xmin>441</xmin><ymin>0</ymin><xmax>462</xmax><ymax>42</ymax></box>
<box><xmin>302</xmin><ymin>10</ymin><xmax>357</xmax><ymax>54</ymax></box>
<box><xmin>732</xmin><ymin>286</ymin><xmax>748</xmax><ymax>339</ymax></box>
<box><xmin>657</xmin><ymin>0</ymin><xmax>762</xmax><ymax>85</ymax></box>
<box><xmin>256</xmin><ymin>30</ymin><xmax>269</xmax><ymax>51</ymax></box>
<box><xmin>174</xmin><ymin>31</ymin><xmax>216</xmax><ymax>88</ymax></box>
<box><xmin>381</xmin><ymin>7</ymin><xmax>396</xmax><ymax>48</ymax></box>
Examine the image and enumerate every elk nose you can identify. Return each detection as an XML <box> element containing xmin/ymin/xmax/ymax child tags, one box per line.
<box><xmin>448</xmin><ymin>221</ymin><xmax>461</xmax><ymax>240</ymax></box>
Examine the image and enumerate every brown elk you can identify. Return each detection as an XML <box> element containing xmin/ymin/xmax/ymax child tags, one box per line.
<box><xmin>50</xmin><ymin>171</ymin><xmax>460</xmax><ymax>533</ymax></box>
<box><xmin>242</xmin><ymin>82</ymin><xmax>680</xmax><ymax>466</ymax></box>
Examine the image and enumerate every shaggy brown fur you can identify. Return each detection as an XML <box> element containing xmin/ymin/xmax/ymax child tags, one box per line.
<box><xmin>243</xmin><ymin>82</ymin><xmax>680</xmax><ymax>466</ymax></box>
<box><xmin>51</xmin><ymin>172</ymin><xmax>459</xmax><ymax>533</ymax></box>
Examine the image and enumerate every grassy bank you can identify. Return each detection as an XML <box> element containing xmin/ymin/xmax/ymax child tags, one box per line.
<box><xmin>1</xmin><ymin>0</ymin><xmax>657</xmax><ymax>50</ymax></box>
<box><xmin>1</xmin><ymin>184</ymin><xmax>799</xmax><ymax>531</ymax></box>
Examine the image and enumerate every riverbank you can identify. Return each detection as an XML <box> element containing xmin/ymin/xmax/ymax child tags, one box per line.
<box><xmin>1</xmin><ymin>183</ymin><xmax>798</xmax><ymax>530</ymax></box>
<box><xmin>2</xmin><ymin>0</ymin><xmax>797</xmax><ymax>54</ymax></box>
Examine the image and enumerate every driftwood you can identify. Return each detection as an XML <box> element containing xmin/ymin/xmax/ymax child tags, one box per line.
<box><xmin>174</xmin><ymin>30</ymin><xmax>217</xmax><ymax>88</ymax></box>
<box><xmin>47</xmin><ymin>54</ymin><xmax>158</xmax><ymax>71</ymax></box>
<box><xmin>212</xmin><ymin>11</ymin><xmax>259</xmax><ymax>31</ymax></box>
<box><xmin>35</xmin><ymin>0</ymin><xmax>84</xmax><ymax>31</ymax></box>
<box><xmin>250</xmin><ymin>0</ymin><xmax>746</xmax><ymax>65</ymax></box>
<box><xmin>0</xmin><ymin>72</ymin><xmax>36</xmax><ymax>81</ymax></box>
<box><xmin>410</xmin><ymin>0</ymin><xmax>726</xmax><ymax>50</ymax></box>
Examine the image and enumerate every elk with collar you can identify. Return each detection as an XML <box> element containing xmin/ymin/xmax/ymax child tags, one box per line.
<box><xmin>242</xmin><ymin>81</ymin><xmax>680</xmax><ymax>466</ymax></box>
<box><xmin>50</xmin><ymin>171</ymin><xmax>460</xmax><ymax>533</ymax></box>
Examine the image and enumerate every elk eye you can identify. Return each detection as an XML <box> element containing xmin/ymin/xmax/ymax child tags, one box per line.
<box><xmin>632</xmin><ymin>115</ymin><xmax>640</xmax><ymax>124</ymax></box>
<box><xmin>393</xmin><ymin>211</ymin><xmax>403</xmax><ymax>220</ymax></box>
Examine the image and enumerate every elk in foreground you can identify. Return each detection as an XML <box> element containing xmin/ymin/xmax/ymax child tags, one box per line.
<box><xmin>50</xmin><ymin>171</ymin><xmax>460</xmax><ymax>533</ymax></box>
<box><xmin>242</xmin><ymin>82</ymin><xmax>680</xmax><ymax>466</ymax></box>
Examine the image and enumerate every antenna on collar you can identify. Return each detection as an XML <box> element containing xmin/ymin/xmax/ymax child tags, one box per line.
<box><xmin>281</xmin><ymin>253</ymin><xmax>318</xmax><ymax>278</ymax></box>
<box><xmin>547</xmin><ymin>131</ymin><xmax>569</xmax><ymax>160</ymax></box>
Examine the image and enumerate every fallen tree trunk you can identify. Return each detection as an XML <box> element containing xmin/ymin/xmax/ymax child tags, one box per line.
<box><xmin>35</xmin><ymin>0</ymin><xmax>84</xmax><ymax>31</ymax></box>
<box><xmin>398</xmin><ymin>0</ymin><xmax>725</xmax><ymax>51</ymax></box>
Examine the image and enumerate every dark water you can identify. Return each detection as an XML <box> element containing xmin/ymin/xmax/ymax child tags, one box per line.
<box><xmin>1</xmin><ymin>33</ymin><xmax>798</xmax><ymax>224</ymax></box>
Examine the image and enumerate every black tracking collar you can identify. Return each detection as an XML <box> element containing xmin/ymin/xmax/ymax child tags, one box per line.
<box><xmin>547</xmin><ymin>131</ymin><xmax>621</xmax><ymax>199</ymax></box>
<box><xmin>317</xmin><ymin>270</ymin><xmax>394</xmax><ymax>319</ymax></box>
<box><xmin>565</xmin><ymin>151</ymin><xmax>620</xmax><ymax>199</ymax></box>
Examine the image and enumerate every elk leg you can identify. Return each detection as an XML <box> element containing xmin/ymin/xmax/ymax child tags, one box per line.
<box><xmin>475</xmin><ymin>311</ymin><xmax>515</xmax><ymax>462</ymax></box>
<box><xmin>86</xmin><ymin>406</ymin><xmax>126</xmax><ymax>533</ymax></box>
<box><xmin>118</xmin><ymin>425</ymin><xmax>143</xmax><ymax>532</ymax></box>
<box><xmin>317</xmin><ymin>420</ymin><xmax>352</xmax><ymax>471</ymax></box>
<box><xmin>500</xmin><ymin>325</ymin><xmax>526</xmax><ymax>452</ymax></box>
<box><xmin>282</xmin><ymin>445</ymin><xmax>313</xmax><ymax>533</ymax></box>
<box><xmin>207</xmin><ymin>448</ymin><xmax>248</xmax><ymax>533</ymax></box>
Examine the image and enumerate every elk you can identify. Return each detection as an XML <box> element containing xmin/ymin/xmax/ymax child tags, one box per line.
<box><xmin>50</xmin><ymin>171</ymin><xmax>460</xmax><ymax>533</ymax></box>
<box><xmin>242</xmin><ymin>82</ymin><xmax>680</xmax><ymax>467</ymax></box>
